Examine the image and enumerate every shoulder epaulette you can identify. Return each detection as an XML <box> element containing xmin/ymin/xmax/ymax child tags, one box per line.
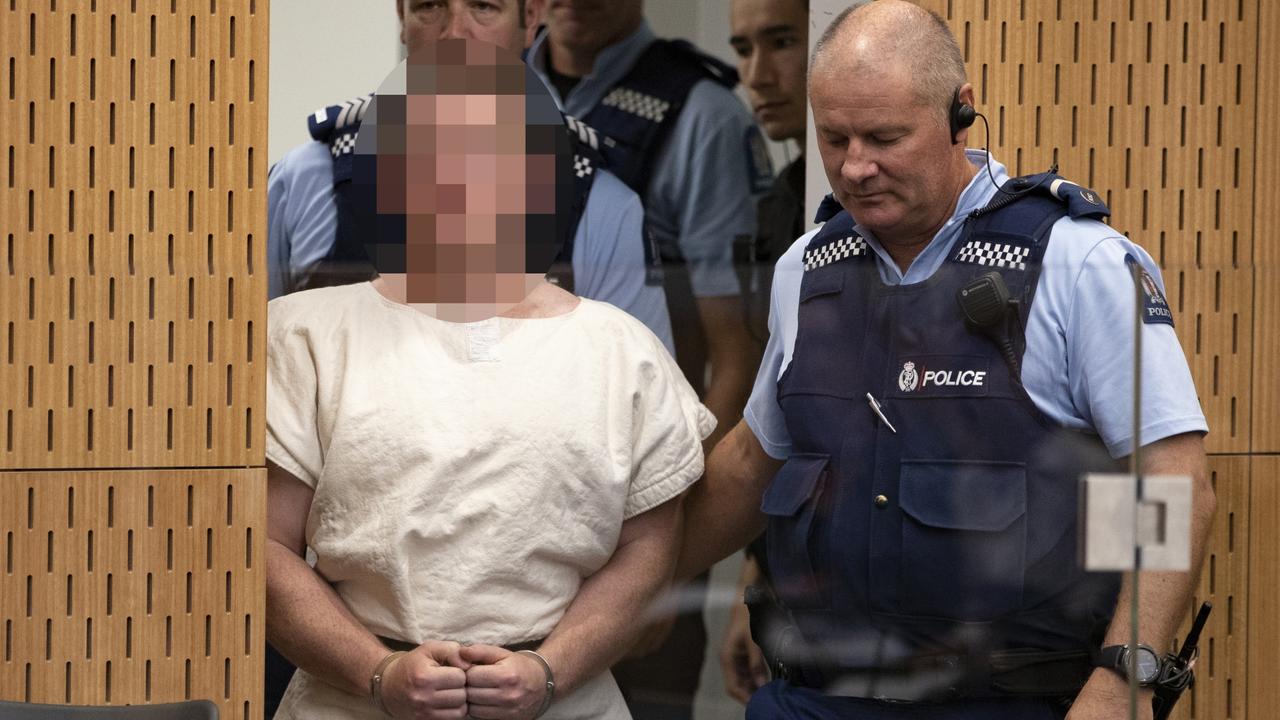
<box><xmin>307</xmin><ymin>94</ymin><xmax>374</xmax><ymax>145</ymax></box>
<box><xmin>813</xmin><ymin>193</ymin><xmax>844</xmax><ymax>224</ymax></box>
<box><xmin>972</xmin><ymin>173</ymin><xmax>1111</xmax><ymax>221</ymax></box>
<box><xmin>661</xmin><ymin>39</ymin><xmax>738</xmax><ymax>89</ymax></box>
<box><xmin>1043</xmin><ymin>176</ymin><xmax>1110</xmax><ymax>219</ymax></box>
<box><xmin>306</xmin><ymin>93</ymin><xmax>374</xmax><ymax>183</ymax></box>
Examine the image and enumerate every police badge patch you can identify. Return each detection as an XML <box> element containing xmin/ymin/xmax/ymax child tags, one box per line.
<box><xmin>898</xmin><ymin>362</ymin><xmax>919</xmax><ymax>392</ymax></box>
<box><xmin>1124</xmin><ymin>254</ymin><xmax>1174</xmax><ymax>327</ymax></box>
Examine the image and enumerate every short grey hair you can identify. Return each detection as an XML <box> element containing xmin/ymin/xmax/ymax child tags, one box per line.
<box><xmin>811</xmin><ymin>1</ymin><xmax>967</xmax><ymax>118</ymax></box>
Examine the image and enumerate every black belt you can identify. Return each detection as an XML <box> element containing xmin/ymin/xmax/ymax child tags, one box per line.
<box><xmin>377</xmin><ymin>635</ymin><xmax>545</xmax><ymax>654</ymax></box>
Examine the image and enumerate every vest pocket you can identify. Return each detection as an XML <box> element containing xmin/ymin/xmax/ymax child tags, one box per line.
<box><xmin>760</xmin><ymin>453</ymin><xmax>832</xmax><ymax>610</ymax></box>
<box><xmin>897</xmin><ymin>460</ymin><xmax>1027</xmax><ymax>621</ymax></box>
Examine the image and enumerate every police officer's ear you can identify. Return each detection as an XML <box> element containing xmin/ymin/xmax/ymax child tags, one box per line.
<box><xmin>524</xmin><ymin>0</ymin><xmax>544</xmax><ymax>28</ymax></box>
<box><xmin>948</xmin><ymin>84</ymin><xmax>977</xmax><ymax>145</ymax></box>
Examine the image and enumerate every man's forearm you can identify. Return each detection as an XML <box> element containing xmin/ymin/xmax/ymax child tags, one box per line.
<box><xmin>697</xmin><ymin>295</ymin><xmax>762</xmax><ymax>450</ymax></box>
<box><xmin>703</xmin><ymin>346</ymin><xmax>758</xmax><ymax>450</ymax></box>
<box><xmin>1101</xmin><ymin>434</ymin><xmax>1216</xmax><ymax>652</ymax></box>
<box><xmin>676</xmin><ymin>421</ymin><xmax>780</xmax><ymax>582</ymax></box>
<box><xmin>536</xmin><ymin>501</ymin><xmax>682</xmax><ymax>696</ymax></box>
<box><xmin>266</xmin><ymin>540</ymin><xmax>390</xmax><ymax>698</ymax></box>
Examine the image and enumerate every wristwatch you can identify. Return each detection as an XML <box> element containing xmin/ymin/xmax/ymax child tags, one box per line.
<box><xmin>1096</xmin><ymin>644</ymin><xmax>1162</xmax><ymax>687</ymax></box>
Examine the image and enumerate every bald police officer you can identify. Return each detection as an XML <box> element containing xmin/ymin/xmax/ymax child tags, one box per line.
<box><xmin>678</xmin><ymin>3</ymin><xmax>1214</xmax><ymax>719</ymax></box>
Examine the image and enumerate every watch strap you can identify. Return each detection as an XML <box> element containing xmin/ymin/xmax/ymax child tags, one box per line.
<box><xmin>1096</xmin><ymin>644</ymin><xmax>1159</xmax><ymax>686</ymax></box>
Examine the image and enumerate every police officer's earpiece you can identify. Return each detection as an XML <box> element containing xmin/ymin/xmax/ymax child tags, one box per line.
<box><xmin>949</xmin><ymin>89</ymin><xmax>976</xmax><ymax>145</ymax></box>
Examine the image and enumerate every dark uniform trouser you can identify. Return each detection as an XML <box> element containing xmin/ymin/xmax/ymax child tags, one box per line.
<box><xmin>747</xmin><ymin>680</ymin><xmax>1069</xmax><ymax>720</ymax></box>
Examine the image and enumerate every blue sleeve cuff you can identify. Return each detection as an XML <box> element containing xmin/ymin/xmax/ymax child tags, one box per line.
<box><xmin>1103</xmin><ymin>417</ymin><xmax>1210</xmax><ymax>459</ymax></box>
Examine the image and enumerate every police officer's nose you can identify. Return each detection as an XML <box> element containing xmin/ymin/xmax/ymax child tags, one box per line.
<box><xmin>842</xmin><ymin>141</ymin><xmax>878</xmax><ymax>184</ymax></box>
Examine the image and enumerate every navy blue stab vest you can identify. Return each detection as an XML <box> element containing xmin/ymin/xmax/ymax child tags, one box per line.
<box><xmin>580</xmin><ymin>39</ymin><xmax>737</xmax><ymax>202</ymax></box>
<box><xmin>578</xmin><ymin>39</ymin><xmax>737</xmax><ymax>395</ymax></box>
<box><xmin>763</xmin><ymin>177</ymin><xmax>1123</xmax><ymax>676</ymax></box>
<box><xmin>296</xmin><ymin>95</ymin><xmax>601</xmax><ymax>293</ymax></box>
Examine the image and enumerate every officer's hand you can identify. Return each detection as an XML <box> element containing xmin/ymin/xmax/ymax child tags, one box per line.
<box><xmin>379</xmin><ymin>640</ymin><xmax>471</xmax><ymax>719</ymax></box>
<box><xmin>459</xmin><ymin>644</ymin><xmax>549</xmax><ymax>720</ymax></box>
<box><xmin>1065</xmin><ymin>669</ymin><xmax>1154</xmax><ymax>720</ymax></box>
<box><xmin>719</xmin><ymin>595</ymin><xmax>768</xmax><ymax>703</ymax></box>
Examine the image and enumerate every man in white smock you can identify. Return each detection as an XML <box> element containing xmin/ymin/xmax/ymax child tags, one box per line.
<box><xmin>264</xmin><ymin>40</ymin><xmax>714</xmax><ymax>720</ymax></box>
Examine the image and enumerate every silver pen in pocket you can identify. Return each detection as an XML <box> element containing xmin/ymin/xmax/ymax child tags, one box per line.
<box><xmin>865</xmin><ymin>393</ymin><xmax>898</xmax><ymax>434</ymax></box>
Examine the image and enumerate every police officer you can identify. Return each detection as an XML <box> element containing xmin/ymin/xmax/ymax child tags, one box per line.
<box><xmin>530</xmin><ymin>0</ymin><xmax>766</xmax><ymax>438</ymax></box>
<box><xmin>267</xmin><ymin>0</ymin><xmax>674</xmax><ymax>354</ymax></box>
<box><xmin>528</xmin><ymin>4</ymin><xmax>770</xmax><ymax>716</ymax></box>
<box><xmin>677</xmin><ymin>2</ymin><xmax>1215</xmax><ymax>719</ymax></box>
<box><xmin>729</xmin><ymin>0</ymin><xmax>810</xmax><ymax>343</ymax></box>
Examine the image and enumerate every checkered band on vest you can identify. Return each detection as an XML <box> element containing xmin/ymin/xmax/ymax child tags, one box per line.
<box><xmin>329</xmin><ymin>131</ymin><xmax>357</xmax><ymax>159</ymax></box>
<box><xmin>955</xmin><ymin>240</ymin><xmax>1032</xmax><ymax>270</ymax></box>
<box><xmin>601</xmin><ymin>87</ymin><xmax>671</xmax><ymax>123</ymax></box>
<box><xmin>574</xmin><ymin>154</ymin><xmax>594</xmax><ymax>178</ymax></box>
<box><xmin>804</xmin><ymin>235</ymin><xmax>868</xmax><ymax>271</ymax></box>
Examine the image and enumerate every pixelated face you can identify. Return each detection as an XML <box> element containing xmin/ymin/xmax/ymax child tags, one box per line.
<box><xmin>545</xmin><ymin>0</ymin><xmax>643</xmax><ymax>57</ymax></box>
<box><xmin>355</xmin><ymin>40</ymin><xmax>569</xmax><ymax>310</ymax></box>
<box><xmin>810</xmin><ymin>61</ymin><xmax>959</xmax><ymax>244</ymax></box>
<box><xmin>399</xmin><ymin>0</ymin><xmax>525</xmax><ymax>54</ymax></box>
<box><xmin>729</xmin><ymin>0</ymin><xmax>808</xmax><ymax>143</ymax></box>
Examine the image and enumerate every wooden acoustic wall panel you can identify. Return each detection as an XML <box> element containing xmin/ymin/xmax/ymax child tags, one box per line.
<box><xmin>0</xmin><ymin>0</ymin><xmax>268</xmax><ymax>469</ymax></box>
<box><xmin>1246</xmin><ymin>457</ymin><xmax>1280</xmax><ymax>717</ymax></box>
<box><xmin>0</xmin><ymin>469</ymin><xmax>266</xmax><ymax>718</ymax></box>
<box><xmin>916</xmin><ymin>0</ymin><xmax>1256</xmax><ymax>454</ymax></box>
<box><xmin>1252</xmin><ymin>0</ymin><xmax>1280</xmax><ymax>450</ymax></box>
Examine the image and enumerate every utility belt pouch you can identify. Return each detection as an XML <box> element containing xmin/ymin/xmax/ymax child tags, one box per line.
<box><xmin>743</xmin><ymin>582</ymin><xmax>782</xmax><ymax>668</ymax></box>
<box><xmin>987</xmin><ymin>648</ymin><xmax>1094</xmax><ymax>696</ymax></box>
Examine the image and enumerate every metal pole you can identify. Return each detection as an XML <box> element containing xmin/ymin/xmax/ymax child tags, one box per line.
<box><xmin>1129</xmin><ymin>261</ymin><xmax>1145</xmax><ymax>720</ymax></box>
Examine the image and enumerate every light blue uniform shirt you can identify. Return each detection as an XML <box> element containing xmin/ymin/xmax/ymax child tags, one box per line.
<box><xmin>266</xmin><ymin>141</ymin><xmax>675</xmax><ymax>354</ymax></box>
<box><xmin>528</xmin><ymin>23</ymin><xmax>763</xmax><ymax>297</ymax></box>
<box><xmin>745</xmin><ymin>150</ymin><xmax>1207</xmax><ymax>459</ymax></box>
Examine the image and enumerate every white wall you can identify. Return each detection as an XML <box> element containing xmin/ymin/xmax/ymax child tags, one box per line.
<box><xmin>268</xmin><ymin>0</ymin><xmax>402</xmax><ymax>165</ymax></box>
<box><xmin>806</xmin><ymin>0</ymin><xmax>850</xmax><ymax>227</ymax></box>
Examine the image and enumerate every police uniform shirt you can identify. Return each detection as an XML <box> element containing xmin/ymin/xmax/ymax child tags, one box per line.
<box><xmin>266</xmin><ymin>142</ymin><xmax>676</xmax><ymax>354</ymax></box>
<box><xmin>528</xmin><ymin>23</ymin><xmax>762</xmax><ymax>298</ymax></box>
<box><xmin>745</xmin><ymin>149</ymin><xmax>1207</xmax><ymax>460</ymax></box>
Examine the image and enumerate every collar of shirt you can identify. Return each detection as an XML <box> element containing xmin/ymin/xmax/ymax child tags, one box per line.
<box><xmin>528</xmin><ymin>22</ymin><xmax>657</xmax><ymax>117</ymax></box>
<box><xmin>854</xmin><ymin>148</ymin><xmax>1010</xmax><ymax>285</ymax></box>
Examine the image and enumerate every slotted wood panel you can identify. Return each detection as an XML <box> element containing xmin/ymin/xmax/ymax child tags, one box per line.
<box><xmin>1252</xmin><ymin>0</ymin><xmax>1280</xmax><ymax>450</ymax></box>
<box><xmin>1</xmin><ymin>2</ymin><xmax>269</xmax><ymax>718</ymax></box>
<box><xmin>1246</xmin><ymin>457</ymin><xmax>1280</xmax><ymax>718</ymax></box>
<box><xmin>1</xmin><ymin>0</ymin><xmax>267</xmax><ymax>469</ymax></box>
<box><xmin>0</xmin><ymin>470</ymin><xmax>265</xmax><ymax>713</ymax></box>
